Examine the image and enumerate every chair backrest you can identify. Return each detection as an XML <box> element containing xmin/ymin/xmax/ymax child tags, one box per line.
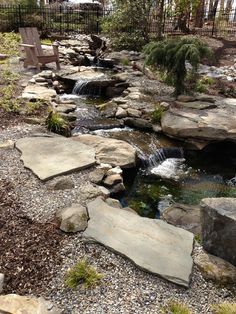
<box><xmin>19</xmin><ymin>27</ymin><xmax>44</xmax><ymax>56</ymax></box>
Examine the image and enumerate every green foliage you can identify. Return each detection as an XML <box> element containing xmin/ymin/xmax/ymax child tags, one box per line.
<box><xmin>144</xmin><ymin>36</ymin><xmax>212</xmax><ymax>95</ymax></box>
<box><xmin>45</xmin><ymin>110</ymin><xmax>71</xmax><ymax>137</ymax></box>
<box><xmin>0</xmin><ymin>32</ymin><xmax>20</xmax><ymax>56</ymax></box>
<box><xmin>212</xmin><ymin>303</ymin><xmax>236</xmax><ymax>314</ymax></box>
<box><xmin>195</xmin><ymin>76</ymin><xmax>215</xmax><ymax>93</ymax></box>
<box><xmin>194</xmin><ymin>233</ymin><xmax>202</xmax><ymax>244</ymax></box>
<box><xmin>65</xmin><ymin>259</ymin><xmax>103</xmax><ymax>289</ymax></box>
<box><xmin>151</xmin><ymin>105</ymin><xmax>165</xmax><ymax>123</ymax></box>
<box><xmin>161</xmin><ymin>301</ymin><xmax>192</xmax><ymax>314</ymax></box>
<box><xmin>101</xmin><ymin>1</ymin><xmax>152</xmax><ymax>51</ymax></box>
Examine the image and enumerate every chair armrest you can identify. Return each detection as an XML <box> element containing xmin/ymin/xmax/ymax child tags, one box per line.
<box><xmin>52</xmin><ymin>42</ymin><xmax>59</xmax><ymax>56</ymax></box>
<box><xmin>19</xmin><ymin>43</ymin><xmax>36</xmax><ymax>48</ymax></box>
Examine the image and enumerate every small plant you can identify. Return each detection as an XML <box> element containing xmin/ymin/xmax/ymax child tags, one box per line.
<box><xmin>120</xmin><ymin>58</ymin><xmax>130</xmax><ymax>66</ymax></box>
<box><xmin>161</xmin><ymin>301</ymin><xmax>192</xmax><ymax>314</ymax></box>
<box><xmin>45</xmin><ymin>110</ymin><xmax>71</xmax><ymax>137</ymax></box>
<box><xmin>212</xmin><ymin>303</ymin><xmax>236</xmax><ymax>314</ymax></box>
<box><xmin>151</xmin><ymin>105</ymin><xmax>165</xmax><ymax>123</ymax></box>
<box><xmin>144</xmin><ymin>36</ymin><xmax>212</xmax><ymax>95</ymax></box>
<box><xmin>0</xmin><ymin>32</ymin><xmax>20</xmax><ymax>56</ymax></box>
<box><xmin>194</xmin><ymin>233</ymin><xmax>202</xmax><ymax>244</ymax></box>
<box><xmin>195</xmin><ymin>76</ymin><xmax>215</xmax><ymax>93</ymax></box>
<box><xmin>65</xmin><ymin>259</ymin><xmax>103</xmax><ymax>289</ymax></box>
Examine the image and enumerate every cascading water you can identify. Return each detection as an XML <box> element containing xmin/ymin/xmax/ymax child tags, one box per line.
<box><xmin>72</xmin><ymin>80</ymin><xmax>102</xmax><ymax>97</ymax></box>
<box><xmin>141</xmin><ymin>147</ymin><xmax>184</xmax><ymax>168</ymax></box>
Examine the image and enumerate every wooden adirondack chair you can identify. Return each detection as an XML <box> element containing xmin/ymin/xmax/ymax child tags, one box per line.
<box><xmin>19</xmin><ymin>27</ymin><xmax>60</xmax><ymax>70</ymax></box>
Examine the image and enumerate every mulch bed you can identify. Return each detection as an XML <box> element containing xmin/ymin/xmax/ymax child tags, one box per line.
<box><xmin>0</xmin><ymin>178</ymin><xmax>63</xmax><ymax>295</ymax></box>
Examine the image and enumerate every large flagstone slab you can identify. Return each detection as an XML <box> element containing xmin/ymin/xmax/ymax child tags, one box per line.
<box><xmin>16</xmin><ymin>136</ymin><xmax>96</xmax><ymax>181</ymax></box>
<box><xmin>84</xmin><ymin>198</ymin><xmax>194</xmax><ymax>287</ymax></box>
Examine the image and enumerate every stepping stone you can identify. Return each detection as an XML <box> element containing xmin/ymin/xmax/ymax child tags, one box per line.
<box><xmin>16</xmin><ymin>137</ymin><xmax>96</xmax><ymax>181</ymax></box>
<box><xmin>84</xmin><ymin>198</ymin><xmax>194</xmax><ymax>287</ymax></box>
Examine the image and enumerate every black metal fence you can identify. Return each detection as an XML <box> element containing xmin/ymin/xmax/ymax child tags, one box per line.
<box><xmin>0</xmin><ymin>5</ymin><xmax>236</xmax><ymax>38</ymax></box>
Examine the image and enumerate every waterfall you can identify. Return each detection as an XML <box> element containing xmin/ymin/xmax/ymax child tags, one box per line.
<box><xmin>141</xmin><ymin>147</ymin><xmax>184</xmax><ymax>168</ymax></box>
<box><xmin>72</xmin><ymin>80</ymin><xmax>102</xmax><ymax>97</ymax></box>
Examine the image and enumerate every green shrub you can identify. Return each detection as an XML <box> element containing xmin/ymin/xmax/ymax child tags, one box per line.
<box><xmin>144</xmin><ymin>36</ymin><xmax>212</xmax><ymax>95</ymax></box>
<box><xmin>0</xmin><ymin>32</ymin><xmax>20</xmax><ymax>56</ymax></box>
<box><xmin>161</xmin><ymin>301</ymin><xmax>192</xmax><ymax>314</ymax></box>
<box><xmin>151</xmin><ymin>105</ymin><xmax>165</xmax><ymax>123</ymax></box>
<box><xmin>45</xmin><ymin>110</ymin><xmax>71</xmax><ymax>137</ymax></box>
<box><xmin>212</xmin><ymin>303</ymin><xmax>236</xmax><ymax>314</ymax></box>
<box><xmin>65</xmin><ymin>259</ymin><xmax>103</xmax><ymax>289</ymax></box>
<box><xmin>195</xmin><ymin>76</ymin><xmax>215</xmax><ymax>93</ymax></box>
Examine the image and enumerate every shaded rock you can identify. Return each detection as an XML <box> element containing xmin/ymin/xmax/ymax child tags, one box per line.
<box><xmin>72</xmin><ymin>134</ymin><xmax>136</xmax><ymax>168</ymax></box>
<box><xmin>177</xmin><ymin>95</ymin><xmax>196</xmax><ymax>102</ymax></box>
<box><xmin>110</xmin><ymin>183</ymin><xmax>125</xmax><ymax>194</ymax></box>
<box><xmin>116</xmin><ymin>107</ymin><xmax>127</xmax><ymax>118</ymax></box>
<box><xmin>105</xmin><ymin>198</ymin><xmax>122</xmax><ymax>208</ymax></box>
<box><xmin>175</xmin><ymin>101</ymin><xmax>217</xmax><ymax>110</ymax></box>
<box><xmin>99</xmin><ymin>102</ymin><xmax>118</xmax><ymax>118</ymax></box>
<box><xmin>0</xmin><ymin>273</ymin><xmax>4</xmax><ymax>293</ymax></box>
<box><xmin>201</xmin><ymin>198</ymin><xmax>236</xmax><ymax>266</ymax></box>
<box><xmin>152</xmin><ymin>124</ymin><xmax>162</xmax><ymax>133</ymax></box>
<box><xmin>59</xmin><ymin>112</ymin><xmax>77</xmax><ymax>122</ymax></box>
<box><xmin>84</xmin><ymin>198</ymin><xmax>194</xmax><ymax>287</ymax></box>
<box><xmin>22</xmin><ymin>85</ymin><xmax>57</xmax><ymax>101</ymax></box>
<box><xmin>54</xmin><ymin>103</ymin><xmax>76</xmax><ymax>114</ymax></box>
<box><xmin>195</xmin><ymin>251</ymin><xmax>236</xmax><ymax>284</ymax></box>
<box><xmin>0</xmin><ymin>294</ymin><xmax>61</xmax><ymax>314</ymax></box>
<box><xmin>48</xmin><ymin>177</ymin><xmax>75</xmax><ymax>190</ymax></box>
<box><xmin>124</xmin><ymin>118</ymin><xmax>152</xmax><ymax>130</ymax></box>
<box><xmin>196</xmin><ymin>94</ymin><xmax>216</xmax><ymax>103</ymax></box>
<box><xmin>162</xmin><ymin>203</ymin><xmax>201</xmax><ymax>235</ymax></box>
<box><xmin>57</xmin><ymin>204</ymin><xmax>88</xmax><ymax>233</ymax></box>
<box><xmin>89</xmin><ymin>168</ymin><xmax>106</xmax><ymax>184</ymax></box>
<box><xmin>104</xmin><ymin>174</ymin><xmax>123</xmax><ymax>187</ymax></box>
<box><xmin>0</xmin><ymin>139</ymin><xmax>14</xmax><ymax>149</ymax></box>
<box><xmin>16</xmin><ymin>137</ymin><xmax>96</xmax><ymax>181</ymax></box>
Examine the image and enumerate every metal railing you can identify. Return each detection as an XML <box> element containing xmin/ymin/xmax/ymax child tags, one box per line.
<box><xmin>0</xmin><ymin>5</ymin><xmax>235</xmax><ymax>38</ymax></box>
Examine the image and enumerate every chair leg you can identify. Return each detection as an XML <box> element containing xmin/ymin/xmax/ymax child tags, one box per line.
<box><xmin>56</xmin><ymin>61</ymin><xmax>61</xmax><ymax>70</ymax></box>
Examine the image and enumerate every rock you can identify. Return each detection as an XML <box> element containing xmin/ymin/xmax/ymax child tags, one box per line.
<box><xmin>48</xmin><ymin>177</ymin><xmax>75</xmax><ymax>190</ymax></box>
<box><xmin>177</xmin><ymin>95</ymin><xmax>196</xmax><ymax>102</ymax></box>
<box><xmin>160</xmin><ymin>102</ymin><xmax>171</xmax><ymax>110</ymax></box>
<box><xmin>104</xmin><ymin>174</ymin><xmax>123</xmax><ymax>186</ymax></box>
<box><xmin>152</xmin><ymin>124</ymin><xmax>162</xmax><ymax>133</ymax></box>
<box><xmin>89</xmin><ymin>168</ymin><xmax>106</xmax><ymax>184</ymax></box>
<box><xmin>112</xmin><ymin>72</ymin><xmax>129</xmax><ymax>82</ymax></box>
<box><xmin>100</xmin><ymin>102</ymin><xmax>117</xmax><ymax>118</ymax></box>
<box><xmin>127</xmin><ymin>108</ymin><xmax>142</xmax><ymax>118</ymax></box>
<box><xmin>34</xmin><ymin>77</ymin><xmax>47</xmax><ymax>83</ymax></box>
<box><xmin>162</xmin><ymin>203</ymin><xmax>201</xmax><ymax>235</ymax></box>
<box><xmin>175</xmin><ymin>101</ymin><xmax>217</xmax><ymax>110</ymax></box>
<box><xmin>39</xmin><ymin>70</ymin><xmax>53</xmax><ymax>79</ymax></box>
<box><xmin>16</xmin><ymin>137</ymin><xmax>96</xmax><ymax>181</ymax></box>
<box><xmin>97</xmin><ymin>186</ymin><xmax>110</xmax><ymax>197</ymax></box>
<box><xmin>54</xmin><ymin>103</ymin><xmax>77</xmax><ymax>113</ymax></box>
<box><xmin>196</xmin><ymin>94</ymin><xmax>216</xmax><ymax>103</ymax></box>
<box><xmin>97</xmin><ymin>163</ymin><xmax>112</xmax><ymax>171</ymax></box>
<box><xmin>22</xmin><ymin>85</ymin><xmax>57</xmax><ymax>101</ymax></box>
<box><xmin>0</xmin><ymin>53</ymin><xmax>8</xmax><ymax>60</ymax></box>
<box><xmin>84</xmin><ymin>198</ymin><xmax>194</xmax><ymax>287</ymax></box>
<box><xmin>72</xmin><ymin>135</ymin><xmax>136</xmax><ymax>168</ymax></box>
<box><xmin>78</xmin><ymin>183</ymin><xmax>109</xmax><ymax>202</ymax></box>
<box><xmin>195</xmin><ymin>251</ymin><xmax>236</xmax><ymax>284</ymax></box>
<box><xmin>59</xmin><ymin>112</ymin><xmax>77</xmax><ymax>122</ymax></box>
<box><xmin>110</xmin><ymin>182</ymin><xmax>125</xmax><ymax>194</ymax></box>
<box><xmin>123</xmin><ymin>207</ymin><xmax>139</xmax><ymax>215</ymax></box>
<box><xmin>57</xmin><ymin>203</ymin><xmax>88</xmax><ymax>233</ymax></box>
<box><xmin>201</xmin><ymin>198</ymin><xmax>236</xmax><ymax>266</ymax></box>
<box><xmin>107</xmin><ymin>166</ymin><xmax>123</xmax><ymax>176</ymax></box>
<box><xmin>161</xmin><ymin>107</ymin><xmax>236</xmax><ymax>146</ymax></box>
<box><xmin>105</xmin><ymin>198</ymin><xmax>122</xmax><ymax>208</ymax></box>
<box><xmin>0</xmin><ymin>294</ymin><xmax>61</xmax><ymax>314</ymax></box>
<box><xmin>0</xmin><ymin>273</ymin><xmax>4</xmax><ymax>293</ymax></box>
<box><xmin>0</xmin><ymin>139</ymin><xmax>14</xmax><ymax>149</ymax></box>
<box><xmin>124</xmin><ymin>118</ymin><xmax>152</xmax><ymax>130</ymax></box>
<box><xmin>116</xmin><ymin>107</ymin><xmax>127</xmax><ymax>118</ymax></box>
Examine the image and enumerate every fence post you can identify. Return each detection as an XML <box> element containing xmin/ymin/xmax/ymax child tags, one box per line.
<box><xmin>211</xmin><ymin>9</ymin><xmax>216</xmax><ymax>37</ymax></box>
<box><xmin>96</xmin><ymin>8</ymin><xmax>99</xmax><ymax>34</ymax></box>
<box><xmin>18</xmin><ymin>4</ymin><xmax>22</xmax><ymax>28</ymax></box>
<box><xmin>59</xmin><ymin>5</ymin><xmax>62</xmax><ymax>35</ymax></box>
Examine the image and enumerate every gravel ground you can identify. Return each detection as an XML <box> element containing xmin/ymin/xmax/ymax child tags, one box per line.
<box><xmin>0</xmin><ymin>123</ymin><xmax>235</xmax><ymax>314</ymax></box>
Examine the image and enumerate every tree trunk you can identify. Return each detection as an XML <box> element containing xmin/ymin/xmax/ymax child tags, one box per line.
<box><xmin>194</xmin><ymin>0</ymin><xmax>205</xmax><ymax>28</ymax></box>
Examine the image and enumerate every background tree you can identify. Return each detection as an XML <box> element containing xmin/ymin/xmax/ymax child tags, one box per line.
<box><xmin>144</xmin><ymin>36</ymin><xmax>212</xmax><ymax>95</ymax></box>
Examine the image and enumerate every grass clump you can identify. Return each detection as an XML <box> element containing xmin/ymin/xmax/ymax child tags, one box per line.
<box><xmin>195</xmin><ymin>76</ymin><xmax>215</xmax><ymax>93</ymax></box>
<box><xmin>212</xmin><ymin>303</ymin><xmax>236</xmax><ymax>314</ymax></box>
<box><xmin>45</xmin><ymin>110</ymin><xmax>71</xmax><ymax>137</ymax></box>
<box><xmin>161</xmin><ymin>301</ymin><xmax>192</xmax><ymax>314</ymax></box>
<box><xmin>0</xmin><ymin>32</ymin><xmax>20</xmax><ymax>56</ymax></box>
<box><xmin>65</xmin><ymin>259</ymin><xmax>103</xmax><ymax>289</ymax></box>
<box><xmin>151</xmin><ymin>105</ymin><xmax>165</xmax><ymax>123</ymax></box>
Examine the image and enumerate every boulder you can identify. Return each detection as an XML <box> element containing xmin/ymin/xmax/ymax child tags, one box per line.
<box><xmin>116</xmin><ymin>107</ymin><xmax>127</xmax><ymax>118</ymax></box>
<box><xmin>110</xmin><ymin>182</ymin><xmax>126</xmax><ymax>194</ymax></box>
<box><xmin>0</xmin><ymin>294</ymin><xmax>61</xmax><ymax>314</ymax></box>
<box><xmin>103</xmin><ymin>174</ymin><xmax>123</xmax><ymax>186</ymax></box>
<box><xmin>124</xmin><ymin>118</ymin><xmax>152</xmax><ymax>130</ymax></box>
<box><xmin>201</xmin><ymin>198</ymin><xmax>236</xmax><ymax>266</ymax></box>
<box><xmin>107</xmin><ymin>166</ymin><xmax>123</xmax><ymax>176</ymax></box>
<box><xmin>78</xmin><ymin>182</ymin><xmax>110</xmax><ymax>203</ymax></box>
<box><xmin>195</xmin><ymin>251</ymin><xmax>236</xmax><ymax>284</ymax></box>
<box><xmin>57</xmin><ymin>203</ymin><xmax>88</xmax><ymax>233</ymax></box>
<box><xmin>162</xmin><ymin>203</ymin><xmax>201</xmax><ymax>235</ymax></box>
<box><xmin>161</xmin><ymin>107</ymin><xmax>236</xmax><ymax>147</ymax></box>
<box><xmin>72</xmin><ymin>134</ymin><xmax>136</xmax><ymax>168</ymax></box>
<box><xmin>127</xmin><ymin>108</ymin><xmax>142</xmax><ymax>118</ymax></box>
<box><xmin>22</xmin><ymin>85</ymin><xmax>57</xmax><ymax>101</ymax></box>
<box><xmin>16</xmin><ymin>137</ymin><xmax>96</xmax><ymax>181</ymax></box>
<box><xmin>89</xmin><ymin>168</ymin><xmax>106</xmax><ymax>184</ymax></box>
<box><xmin>84</xmin><ymin>198</ymin><xmax>194</xmax><ymax>287</ymax></box>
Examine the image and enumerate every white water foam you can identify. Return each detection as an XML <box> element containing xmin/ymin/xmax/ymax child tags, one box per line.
<box><xmin>151</xmin><ymin>158</ymin><xmax>188</xmax><ymax>181</ymax></box>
